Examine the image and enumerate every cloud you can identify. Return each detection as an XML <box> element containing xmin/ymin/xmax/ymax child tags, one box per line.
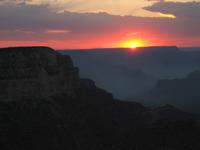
<box><xmin>45</xmin><ymin>29</ymin><xmax>71</xmax><ymax>34</ymax></box>
<box><xmin>2</xmin><ymin>0</ymin><xmax>198</xmax><ymax>18</ymax></box>
<box><xmin>144</xmin><ymin>1</ymin><xmax>200</xmax><ymax>19</ymax></box>
<box><xmin>0</xmin><ymin>1</ymin><xmax>200</xmax><ymax>48</ymax></box>
<box><xmin>0</xmin><ymin>0</ymin><xmax>159</xmax><ymax>17</ymax></box>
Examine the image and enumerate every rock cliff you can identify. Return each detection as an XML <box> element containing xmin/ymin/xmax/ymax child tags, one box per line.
<box><xmin>0</xmin><ymin>47</ymin><xmax>199</xmax><ymax>150</ymax></box>
<box><xmin>148</xmin><ymin>70</ymin><xmax>200</xmax><ymax>113</ymax></box>
<box><xmin>0</xmin><ymin>47</ymin><xmax>80</xmax><ymax>101</ymax></box>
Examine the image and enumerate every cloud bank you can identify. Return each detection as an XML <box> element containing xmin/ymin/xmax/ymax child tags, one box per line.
<box><xmin>0</xmin><ymin>1</ymin><xmax>199</xmax><ymax>48</ymax></box>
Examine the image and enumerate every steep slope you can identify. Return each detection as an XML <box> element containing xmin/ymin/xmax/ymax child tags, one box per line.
<box><xmin>61</xmin><ymin>46</ymin><xmax>200</xmax><ymax>101</ymax></box>
<box><xmin>147</xmin><ymin>70</ymin><xmax>200</xmax><ymax>113</ymax></box>
<box><xmin>0</xmin><ymin>47</ymin><xmax>199</xmax><ymax>150</ymax></box>
<box><xmin>0</xmin><ymin>47</ymin><xmax>79</xmax><ymax>101</ymax></box>
<box><xmin>61</xmin><ymin>48</ymin><xmax>158</xmax><ymax>99</ymax></box>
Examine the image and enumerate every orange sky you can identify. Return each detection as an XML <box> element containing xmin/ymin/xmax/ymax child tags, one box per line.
<box><xmin>0</xmin><ymin>0</ymin><xmax>200</xmax><ymax>49</ymax></box>
<box><xmin>0</xmin><ymin>33</ymin><xmax>199</xmax><ymax>49</ymax></box>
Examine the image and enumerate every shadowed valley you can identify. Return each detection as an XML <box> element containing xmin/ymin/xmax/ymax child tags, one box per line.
<box><xmin>0</xmin><ymin>47</ymin><xmax>200</xmax><ymax>150</ymax></box>
<box><xmin>62</xmin><ymin>47</ymin><xmax>200</xmax><ymax>113</ymax></box>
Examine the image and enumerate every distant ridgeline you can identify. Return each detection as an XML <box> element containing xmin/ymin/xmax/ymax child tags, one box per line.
<box><xmin>0</xmin><ymin>47</ymin><xmax>80</xmax><ymax>101</ymax></box>
<box><xmin>0</xmin><ymin>46</ymin><xmax>199</xmax><ymax>150</ymax></box>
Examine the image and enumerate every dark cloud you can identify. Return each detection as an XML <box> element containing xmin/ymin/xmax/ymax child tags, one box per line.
<box><xmin>144</xmin><ymin>1</ymin><xmax>200</xmax><ymax>19</ymax></box>
<box><xmin>0</xmin><ymin>1</ymin><xmax>199</xmax><ymax>47</ymax></box>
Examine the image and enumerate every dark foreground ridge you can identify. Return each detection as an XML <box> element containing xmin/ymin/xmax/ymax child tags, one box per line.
<box><xmin>0</xmin><ymin>47</ymin><xmax>200</xmax><ymax>150</ymax></box>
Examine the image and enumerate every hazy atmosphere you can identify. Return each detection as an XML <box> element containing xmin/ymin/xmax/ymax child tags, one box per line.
<box><xmin>0</xmin><ymin>0</ymin><xmax>200</xmax><ymax>48</ymax></box>
<box><xmin>1</xmin><ymin>1</ymin><xmax>200</xmax><ymax>150</ymax></box>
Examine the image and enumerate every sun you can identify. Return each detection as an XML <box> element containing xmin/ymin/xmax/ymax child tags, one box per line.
<box><xmin>120</xmin><ymin>39</ymin><xmax>145</xmax><ymax>49</ymax></box>
<box><xmin>130</xmin><ymin>44</ymin><xmax>137</xmax><ymax>49</ymax></box>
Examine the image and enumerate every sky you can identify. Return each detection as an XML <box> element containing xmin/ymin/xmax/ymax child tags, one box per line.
<box><xmin>0</xmin><ymin>0</ymin><xmax>200</xmax><ymax>49</ymax></box>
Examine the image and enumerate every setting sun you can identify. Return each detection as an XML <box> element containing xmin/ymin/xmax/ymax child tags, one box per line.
<box><xmin>120</xmin><ymin>39</ymin><xmax>145</xmax><ymax>49</ymax></box>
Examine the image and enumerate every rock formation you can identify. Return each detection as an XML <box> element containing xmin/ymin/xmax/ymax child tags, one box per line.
<box><xmin>148</xmin><ymin>70</ymin><xmax>200</xmax><ymax>113</ymax></box>
<box><xmin>0</xmin><ymin>47</ymin><xmax>199</xmax><ymax>150</ymax></box>
<box><xmin>0</xmin><ymin>47</ymin><xmax>79</xmax><ymax>101</ymax></box>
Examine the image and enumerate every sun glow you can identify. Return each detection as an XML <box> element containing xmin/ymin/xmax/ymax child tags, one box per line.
<box><xmin>120</xmin><ymin>39</ymin><xmax>145</xmax><ymax>49</ymax></box>
<box><xmin>158</xmin><ymin>13</ymin><xmax>176</xmax><ymax>19</ymax></box>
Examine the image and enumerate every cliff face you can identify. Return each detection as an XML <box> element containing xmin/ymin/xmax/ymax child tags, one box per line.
<box><xmin>0</xmin><ymin>47</ymin><xmax>199</xmax><ymax>150</ymax></box>
<box><xmin>0</xmin><ymin>47</ymin><xmax>80</xmax><ymax>101</ymax></box>
<box><xmin>148</xmin><ymin>70</ymin><xmax>200</xmax><ymax>113</ymax></box>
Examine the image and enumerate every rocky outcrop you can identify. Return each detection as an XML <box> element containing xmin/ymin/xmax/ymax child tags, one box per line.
<box><xmin>0</xmin><ymin>47</ymin><xmax>199</xmax><ymax>150</ymax></box>
<box><xmin>148</xmin><ymin>70</ymin><xmax>200</xmax><ymax>113</ymax></box>
<box><xmin>0</xmin><ymin>47</ymin><xmax>80</xmax><ymax>101</ymax></box>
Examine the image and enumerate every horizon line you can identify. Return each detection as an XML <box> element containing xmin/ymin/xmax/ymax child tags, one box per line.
<box><xmin>0</xmin><ymin>45</ymin><xmax>200</xmax><ymax>51</ymax></box>
<box><xmin>58</xmin><ymin>46</ymin><xmax>200</xmax><ymax>51</ymax></box>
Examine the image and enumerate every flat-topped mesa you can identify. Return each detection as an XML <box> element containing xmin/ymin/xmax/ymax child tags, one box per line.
<box><xmin>0</xmin><ymin>46</ymin><xmax>80</xmax><ymax>101</ymax></box>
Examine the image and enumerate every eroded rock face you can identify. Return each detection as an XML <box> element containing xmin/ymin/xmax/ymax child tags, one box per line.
<box><xmin>0</xmin><ymin>47</ymin><xmax>80</xmax><ymax>101</ymax></box>
<box><xmin>0</xmin><ymin>47</ymin><xmax>199</xmax><ymax>150</ymax></box>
